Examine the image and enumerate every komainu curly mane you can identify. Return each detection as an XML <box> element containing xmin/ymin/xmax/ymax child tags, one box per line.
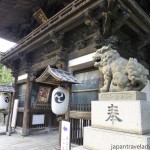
<box><xmin>93</xmin><ymin>45</ymin><xmax>148</xmax><ymax>92</ymax></box>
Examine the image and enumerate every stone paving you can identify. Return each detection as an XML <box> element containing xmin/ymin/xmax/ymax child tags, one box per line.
<box><xmin>0</xmin><ymin>126</ymin><xmax>82</xmax><ymax>150</ymax></box>
<box><xmin>0</xmin><ymin>125</ymin><xmax>5</xmax><ymax>134</ymax></box>
<box><xmin>0</xmin><ymin>131</ymin><xmax>60</xmax><ymax>150</ymax></box>
<box><xmin>0</xmin><ymin>123</ymin><xmax>6</xmax><ymax>135</ymax></box>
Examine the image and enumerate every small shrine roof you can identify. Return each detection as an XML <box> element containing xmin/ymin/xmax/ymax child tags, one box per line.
<box><xmin>36</xmin><ymin>66</ymin><xmax>81</xmax><ymax>85</ymax></box>
<box><xmin>0</xmin><ymin>84</ymin><xmax>15</xmax><ymax>93</ymax></box>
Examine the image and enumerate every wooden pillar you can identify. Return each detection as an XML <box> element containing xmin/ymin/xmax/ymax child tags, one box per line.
<box><xmin>22</xmin><ymin>73</ymin><xmax>33</xmax><ymax>136</ymax></box>
<box><xmin>58</xmin><ymin>116</ymin><xmax>63</xmax><ymax>146</ymax></box>
<box><xmin>13</xmin><ymin>72</ymin><xmax>19</xmax><ymax>99</ymax></box>
<box><xmin>66</xmin><ymin>84</ymin><xmax>71</xmax><ymax>121</ymax></box>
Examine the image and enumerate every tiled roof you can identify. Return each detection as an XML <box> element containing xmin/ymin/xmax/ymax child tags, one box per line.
<box><xmin>36</xmin><ymin>66</ymin><xmax>81</xmax><ymax>85</ymax></box>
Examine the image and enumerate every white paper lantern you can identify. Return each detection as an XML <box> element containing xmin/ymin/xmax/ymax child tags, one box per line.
<box><xmin>51</xmin><ymin>86</ymin><xmax>69</xmax><ymax>115</ymax></box>
<box><xmin>0</xmin><ymin>93</ymin><xmax>9</xmax><ymax>110</ymax></box>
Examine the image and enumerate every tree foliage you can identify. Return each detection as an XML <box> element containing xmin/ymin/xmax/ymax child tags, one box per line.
<box><xmin>0</xmin><ymin>64</ymin><xmax>14</xmax><ymax>84</ymax></box>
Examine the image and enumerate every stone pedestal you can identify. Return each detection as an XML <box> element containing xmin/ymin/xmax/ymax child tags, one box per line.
<box><xmin>84</xmin><ymin>127</ymin><xmax>150</xmax><ymax>150</ymax></box>
<box><xmin>83</xmin><ymin>91</ymin><xmax>150</xmax><ymax>150</ymax></box>
<box><xmin>92</xmin><ymin>101</ymin><xmax>150</xmax><ymax>134</ymax></box>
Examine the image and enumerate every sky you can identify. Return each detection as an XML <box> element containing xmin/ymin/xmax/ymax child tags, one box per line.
<box><xmin>0</xmin><ymin>38</ymin><xmax>16</xmax><ymax>53</ymax></box>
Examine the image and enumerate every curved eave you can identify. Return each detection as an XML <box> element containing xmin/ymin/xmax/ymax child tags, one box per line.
<box><xmin>36</xmin><ymin>66</ymin><xmax>81</xmax><ymax>85</ymax></box>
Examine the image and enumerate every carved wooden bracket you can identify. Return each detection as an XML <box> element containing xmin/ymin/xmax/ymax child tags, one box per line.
<box><xmin>55</xmin><ymin>51</ymin><xmax>68</xmax><ymax>70</ymax></box>
<box><xmin>11</xmin><ymin>71</ymin><xmax>18</xmax><ymax>78</ymax></box>
<box><xmin>94</xmin><ymin>35</ymin><xmax>119</xmax><ymax>49</ymax></box>
<box><xmin>50</xmin><ymin>31</ymin><xmax>64</xmax><ymax>49</ymax></box>
<box><xmin>20</xmin><ymin>53</ymin><xmax>31</xmax><ymax>73</ymax></box>
<box><xmin>84</xmin><ymin>0</ymin><xmax>116</xmax><ymax>37</ymax></box>
<box><xmin>84</xmin><ymin>10</ymin><xmax>101</xmax><ymax>35</ymax></box>
<box><xmin>103</xmin><ymin>11</ymin><xmax>112</xmax><ymax>36</ymax></box>
<box><xmin>76</xmin><ymin>40</ymin><xmax>86</xmax><ymax>50</ymax></box>
<box><xmin>107</xmin><ymin>0</ymin><xmax>116</xmax><ymax>11</ymax></box>
<box><xmin>102</xmin><ymin>0</ymin><xmax>116</xmax><ymax>36</ymax></box>
<box><xmin>3</xmin><ymin>59</ymin><xmax>19</xmax><ymax>77</ymax></box>
<box><xmin>27</xmin><ymin>71</ymin><xmax>37</xmax><ymax>81</ymax></box>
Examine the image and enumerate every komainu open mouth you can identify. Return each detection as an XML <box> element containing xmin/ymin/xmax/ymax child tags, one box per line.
<box><xmin>95</xmin><ymin>58</ymin><xmax>101</xmax><ymax>62</ymax></box>
<box><xmin>93</xmin><ymin>56</ymin><xmax>101</xmax><ymax>63</ymax></box>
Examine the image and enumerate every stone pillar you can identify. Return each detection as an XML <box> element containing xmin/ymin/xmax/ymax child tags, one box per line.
<box><xmin>22</xmin><ymin>73</ymin><xmax>33</xmax><ymax>136</ymax></box>
<box><xmin>83</xmin><ymin>91</ymin><xmax>150</xmax><ymax>150</ymax></box>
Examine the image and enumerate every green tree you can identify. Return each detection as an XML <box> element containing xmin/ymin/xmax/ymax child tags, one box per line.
<box><xmin>0</xmin><ymin>64</ymin><xmax>14</xmax><ymax>84</ymax></box>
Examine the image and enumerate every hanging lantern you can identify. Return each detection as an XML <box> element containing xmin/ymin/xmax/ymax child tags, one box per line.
<box><xmin>51</xmin><ymin>86</ymin><xmax>69</xmax><ymax>115</ymax></box>
<box><xmin>0</xmin><ymin>93</ymin><xmax>9</xmax><ymax>110</ymax></box>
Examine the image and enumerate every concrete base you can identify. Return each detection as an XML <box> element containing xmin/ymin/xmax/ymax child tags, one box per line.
<box><xmin>92</xmin><ymin>101</ymin><xmax>150</xmax><ymax>134</ymax></box>
<box><xmin>84</xmin><ymin>127</ymin><xmax>150</xmax><ymax>150</ymax></box>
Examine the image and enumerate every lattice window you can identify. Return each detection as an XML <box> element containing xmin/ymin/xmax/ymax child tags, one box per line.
<box><xmin>71</xmin><ymin>69</ymin><xmax>100</xmax><ymax>111</ymax></box>
<box><xmin>18</xmin><ymin>84</ymin><xmax>27</xmax><ymax>107</ymax></box>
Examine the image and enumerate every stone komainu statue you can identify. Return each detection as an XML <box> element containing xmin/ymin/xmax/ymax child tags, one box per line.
<box><xmin>93</xmin><ymin>45</ymin><xmax>148</xmax><ymax>92</ymax></box>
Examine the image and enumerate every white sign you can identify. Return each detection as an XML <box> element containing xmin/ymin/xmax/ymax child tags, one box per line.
<box><xmin>61</xmin><ymin>121</ymin><xmax>70</xmax><ymax>150</ymax></box>
<box><xmin>18</xmin><ymin>74</ymin><xmax>28</xmax><ymax>81</ymax></box>
<box><xmin>32</xmin><ymin>114</ymin><xmax>45</xmax><ymax>125</ymax></box>
<box><xmin>11</xmin><ymin>99</ymin><xmax>19</xmax><ymax>128</ymax></box>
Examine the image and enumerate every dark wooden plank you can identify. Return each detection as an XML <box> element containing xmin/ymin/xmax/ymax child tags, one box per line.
<box><xmin>70</xmin><ymin>111</ymin><xmax>91</xmax><ymax>120</ymax></box>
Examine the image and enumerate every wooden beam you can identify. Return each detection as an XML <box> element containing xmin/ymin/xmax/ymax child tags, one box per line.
<box><xmin>130</xmin><ymin>13</ymin><xmax>150</xmax><ymax>33</ymax></box>
<box><xmin>72</xmin><ymin>89</ymin><xmax>98</xmax><ymax>93</ymax></box>
<box><xmin>125</xmin><ymin>19</ymin><xmax>144</xmax><ymax>35</ymax></box>
<box><xmin>70</xmin><ymin>111</ymin><xmax>91</xmax><ymax>120</ymax></box>
<box><xmin>117</xmin><ymin>0</ymin><xmax>150</xmax><ymax>33</ymax></box>
<box><xmin>2</xmin><ymin>0</ymin><xmax>104</xmax><ymax>61</ymax></box>
<box><xmin>121</xmin><ymin>0</ymin><xmax>150</xmax><ymax>28</ymax></box>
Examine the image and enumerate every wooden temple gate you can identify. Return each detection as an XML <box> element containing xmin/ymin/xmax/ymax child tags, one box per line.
<box><xmin>0</xmin><ymin>0</ymin><xmax>149</xmax><ymax>147</ymax></box>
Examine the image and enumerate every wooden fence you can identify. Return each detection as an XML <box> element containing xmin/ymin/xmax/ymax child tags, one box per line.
<box><xmin>70</xmin><ymin>104</ymin><xmax>91</xmax><ymax>145</ymax></box>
